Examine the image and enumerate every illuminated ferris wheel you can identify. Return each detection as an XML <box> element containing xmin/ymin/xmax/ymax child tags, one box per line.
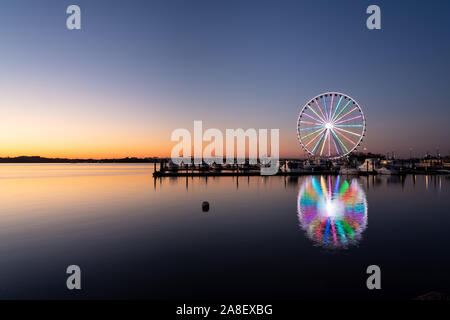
<box><xmin>297</xmin><ymin>92</ymin><xmax>366</xmax><ymax>159</ymax></box>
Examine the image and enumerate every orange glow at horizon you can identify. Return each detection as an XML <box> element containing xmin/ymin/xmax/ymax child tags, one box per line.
<box><xmin>0</xmin><ymin>85</ymin><xmax>176</xmax><ymax>159</ymax></box>
<box><xmin>0</xmin><ymin>130</ymin><xmax>302</xmax><ymax>159</ymax></box>
<box><xmin>0</xmin><ymin>85</ymin><xmax>317</xmax><ymax>159</ymax></box>
<box><xmin>0</xmin><ymin>86</ymin><xmax>303</xmax><ymax>158</ymax></box>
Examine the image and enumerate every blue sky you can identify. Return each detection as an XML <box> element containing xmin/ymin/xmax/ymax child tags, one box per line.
<box><xmin>0</xmin><ymin>0</ymin><xmax>449</xmax><ymax>158</ymax></box>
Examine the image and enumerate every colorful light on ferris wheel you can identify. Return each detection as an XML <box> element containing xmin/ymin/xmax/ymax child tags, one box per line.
<box><xmin>297</xmin><ymin>176</ymin><xmax>368</xmax><ymax>249</ymax></box>
<box><xmin>297</xmin><ymin>92</ymin><xmax>366</xmax><ymax>159</ymax></box>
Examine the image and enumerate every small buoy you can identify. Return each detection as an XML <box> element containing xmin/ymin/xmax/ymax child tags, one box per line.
<box><xmin>202</xmin><ymin>201</ymin><xmax>210</xmax><ymax>212</ymax></box>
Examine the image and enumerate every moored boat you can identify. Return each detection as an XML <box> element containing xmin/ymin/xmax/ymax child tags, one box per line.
<box><xmin>376</xmin><ymin>166</ymin><xmax>399</xmax><ymax>175</ymax></box>
<box><xmin>339</xmin><ymin>167</ymin><xmax>359</xmax><ymax>175</ymax></box>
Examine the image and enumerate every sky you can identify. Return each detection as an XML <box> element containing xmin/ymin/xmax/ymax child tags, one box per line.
<box><xmin>0</xmin><ymin>0</ymin><xmax>449</xmax><ymax>158</ymax></box>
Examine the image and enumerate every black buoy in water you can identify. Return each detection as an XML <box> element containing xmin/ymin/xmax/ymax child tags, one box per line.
<box><xmin>202</xmin><ymin>201</ymin><xmax>210</xmax><ymax>212</ymax></box>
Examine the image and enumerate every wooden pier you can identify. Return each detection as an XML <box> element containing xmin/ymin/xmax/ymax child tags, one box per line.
<box><xmin>153</xmin><ymin>170</ymin><xmax>340</xmax><ymax>177</ymax></box>
<box><xmin>152</xmin><ymin>160</ymin><xmax>450</xmax><ymax>177</ymax></box>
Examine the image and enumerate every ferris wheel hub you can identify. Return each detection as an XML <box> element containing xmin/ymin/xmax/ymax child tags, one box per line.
<box><xmin>325</xmin><ymin>122</ymin><xmax>334</xmax><ymax>129</ymax></box>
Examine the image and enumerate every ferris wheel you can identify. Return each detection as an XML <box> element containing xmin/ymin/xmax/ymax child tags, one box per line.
<box><xmin>297</xmin><ymin>92</ymin><xmax>366</xmax><ymax>159</ymax></box>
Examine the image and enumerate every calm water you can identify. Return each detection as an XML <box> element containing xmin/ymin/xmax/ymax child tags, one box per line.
<box><xmin>0</xmin><ymin>164</ymin><xmax>449</xmax><ymax>300</ymax></box>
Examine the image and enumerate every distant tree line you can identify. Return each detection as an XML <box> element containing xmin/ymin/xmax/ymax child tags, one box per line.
<box><xmin>0</xmin><ymin>156</ymin><xmax>165</xmax><ymax>163</ymax></box>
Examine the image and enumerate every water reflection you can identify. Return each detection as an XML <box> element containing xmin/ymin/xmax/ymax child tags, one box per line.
<box><xmin>0</xmin><ymin>164</ymin><xmax>449</xmax><ymax>299</ymax></box>
<box><xmin>297</xmin><ymin>176</ymin><xmax>368</xmax><ymax>250</ymax></box>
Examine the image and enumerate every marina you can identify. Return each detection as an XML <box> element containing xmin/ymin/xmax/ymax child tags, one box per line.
<box><xmin>153</xmin><ymin>157</ymin><xmax>450</xmax><ymax>177</ymax></box>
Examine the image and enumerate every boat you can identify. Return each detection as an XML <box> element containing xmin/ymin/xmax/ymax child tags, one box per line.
<box><xmin>339</xmin><ymin>167</ymin><xmax>359</xmax><ymax>175</ymax></box>
<box><xmin>376</xmin><ymin>166</ymin><xmax>399</xmax><ymax>175</ymax></box>
<box><xmin>286</xmin><ymin>160</ymin><xmax>306</xmax><ymax>172</ymax></box>
<box><xmin>358</xmin><ymin>159</ymin><xmax>376</xmax><ymax>173</ymax></box>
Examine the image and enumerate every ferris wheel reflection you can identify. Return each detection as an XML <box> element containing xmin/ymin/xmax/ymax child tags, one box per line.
<box><xmin>297</xmin><ymin>176</ymin><xmax>368</xmax><ymax>249</ymax></box>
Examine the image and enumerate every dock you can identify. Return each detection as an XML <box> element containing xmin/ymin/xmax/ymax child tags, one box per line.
<box><xmin>153</xmin><ymin>170</ymin><xmax>340</xmax><ymax>177</ymax></box>
<box><xmin>152</xmin><ymin>160</ymin><xmax>450</xmax><ymax>177</ymax></box>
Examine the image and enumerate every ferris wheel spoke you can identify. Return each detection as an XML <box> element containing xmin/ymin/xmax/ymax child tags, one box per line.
<box><xmin>334</xmin><ymin>126</ymin><xmax>361</xmax><ymax>137</ymax></box>
<box><xmin>331</xmin><ymin>99</ymin><xmax>352</xmax><ymax>123</ymax></box>
<box><xmin>304</xmin><ymin>128</ymin><xmax>326</xmax><ymax>147</ymax></box>
<box><xmin>328</xmin><ymin>94</ymin><xmax>334</xmax><ymax>122</ymax></box>
<box><xmin>334</xmin><ymin>124</ymin><xmax>363</xmax><ymax>128</ymax></box>
<box><xmin>328</xmin><ymin>130</ymin><xmax>331</xmax><ymax>157</ymax></box>
<box><xmin>328</xmin><ymin>130</ymin><xmax>333</xmax><ymax>157</ymax></box>
<box><xmin>330</xmin><ymin>128</ymin><xmax>349</xmax><ymax>153</ymax></box>
<box><xmin>330</xmin><ymin>95</ymin><xmax>343</xmax><ymax>121</ymax></box>
<box><xmin>338</xmin><ymin>140</ymin><xmax>348</xmax><ymax>155</ymax></box>
<box><xmin>299</xmin><ymin>125</ymin><xmax>324</xmax><ymax>131</ymax></box>
<box><xmin>301</xmin><ymin>127</ymin><xmax>325</xmax><ymax>140</ymax></box>
<box><xmin>302</xmin><ymin>112</ymin><xmax>324</xmax><ymax>124</ymax></box>
<box><xmin>334</xmin><ymin>128</ymin><xmax>356</xmax><ymax>145</ymax></box>
<box><xmin>311</xmin><ymin>130</ymin><xmax>327</xmax><ymax>153</ymax></box>
<box><xmin>305</xmin><ymin>106</ymin><xmax>326</xmax><ymax>123</ymax></box>
<box><xmin>314</xmin><ymin>99</ymin><xmax>327</xmax><ymax>122</ymax></box>
<box><xmin>322</xmin><ymin>96</ymin><xmax>329</xmax><ymax>122</ymax></box>
<box><xmin>334</xmin><ymin>115</ymin><xmax>362</xmax><ymax>125</ymax></box>
<box><xmin>333</xmin><ymin>106</ymin><xmax>358</xmax><ymax>124</ymax></box>
<box><xmin>300</xmin><ymin>120</ymin><xmax>323</xmax><ymax>126</ymax></box>
<box><xmin>332</xmin><ymin>137</ymin><xmax>341</xmax><ymax>156</ymax></box>
<box><xmin>319</xmin><ymin>129</ymin><xmax>328</xmax><ymax>156</ymax></box>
